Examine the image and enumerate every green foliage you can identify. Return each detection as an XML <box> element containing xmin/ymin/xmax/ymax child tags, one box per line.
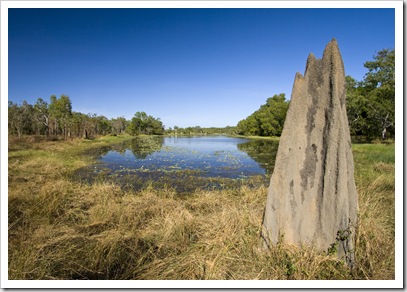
<box><xmin>166</xmin><ymin>125</ymin><xmax>237</xmax><ymax>136</ymax></box>
<box><xmin>364</xmin><ymin>49</ymin><xmax>395</xmax><ymax>90</ymax></box>
<box><xmin>237</xmin><ymin>93</ymin><xmax>289</xmax><ymax>137</ymax></box>
<box><xmin>126</xmin><ymin>111</ymin><xmax>164</xmax><ymax>136</ymax></box>
<box><xmin>33</xmin><ymin>98</ymin><xmax>50</xmax><ymax>135</ymax></box>
<box><xmin>9</xmin><ymin>100</ymin><xmax>37</xmax><ymax>137</ymax></box>
<box><xmin>327</xmin><ymin>242</ymin><xmax>338</xmax><ymax>256</ymax></box>
<box><xmin>9</xmin><ymin>96</ymin><xmax>131</xmax><ymax>139</ymax></box>
<box><xmin>346</xmin><ymin>49</ymin><xmax>395</xmax><ymax>141</ymax></box>
<box><xmin>111</xmin><ymin>117</ymin><xmax>128</xmax><ymax>135</ymax></box>
<box><xmin>48</xmin><ymin>95</ymin><xmax>73</xmax><ymax>139</ymax></box>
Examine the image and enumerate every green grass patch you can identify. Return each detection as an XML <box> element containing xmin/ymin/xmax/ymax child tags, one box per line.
<box><xmin>353</xmin><ymin>143</ymin><xmax>395</xmax><ymax>165</ymax></box>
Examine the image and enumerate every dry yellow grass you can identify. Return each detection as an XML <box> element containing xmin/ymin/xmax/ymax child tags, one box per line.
<box><xmin>8</xmin><ymin>136</ymin><xmax>395</xmax><ymax>280</ymax></box>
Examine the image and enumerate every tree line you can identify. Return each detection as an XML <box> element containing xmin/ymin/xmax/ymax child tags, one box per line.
<box><xmin>9</xmin><ymin>49</ymin><xmax>394</xmax><ymax>142</ymax></box>
<box><xmin>165</xmin><ymin>126</ymin><xmax>237</xmax><ymax>136</ymax></box>
<box><xmin>236</xmin><ymin>49</ymin><xmax>395</xmax><ymax>141</ymax></box>
<box><xmin>8</xmin><ymin>94</ymin><xmax>163</xmax><ymax>139</ymax></box>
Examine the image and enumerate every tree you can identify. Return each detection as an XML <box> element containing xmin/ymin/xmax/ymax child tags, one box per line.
<box><xmin>126</xmin><ymin>112</ymin><xmax>164</xmax><ymax>136</ymax></box>
<box><xmin>346</xmin><ymin>76</ymin><xmax>369</xmax><ymax>137</ymax></box>
<box><xmin>70</xmin><ymin>112</ymin><xmax>86</xmax><ymax>138</ymax></box>
<box><xmin>8</xmin><ymin>101</ymin><xmax>25</xmax><ymax>138</ymax></box>
<box><xmin>85</xmin><ymin>113</ymin><xmax>99</xmax><ymax>138</ymax></box>
<box><xmin>111</xmin><ymin>117</ymin><xmax>127</xmax><ymax>135</ymax></box>
<box><xmin>48</xmin><ymin>94</ymin><xmax>73</xmax><ymax>138</ymax></box>
<box><xmin>95</xmin><ymin>115</ymin><xmax>111</xmax><ymax>135</ymax></box>
<box><xmin>8</xmin><ymin>101</ymin><xmax>35</xmax><ymax>138</ymax></box>
<box><xmin>48</xmin><ymin>95</ymin><xmax>58</xmax><ymax>136</ymax></box>
<box><xmin>34</xmin><ymin>98</ymin><xmax>50</xmax><ymax>136</ymax></box>
<box><xmin>21</xmin><ymin>101</ymin><xmax>35</xmax><ymax>135</ymax></box>
<box><xmin>346</xmin><ymin>49</ymin><xmax>395</xmax><ymax>140</ymax></box>
<box><xmin>364</xmin><ymin>49</ymin><xmax>395</xmax><ymax>90</ymax></box>
<box><xmin>149</xmin><ymin>117</ymin><xmax>165</xmax><ymax>135</ymax></box>
<box><xmin>237</xmin><ymin>93</ymin><xmax>289</xmax><ymax>137</ymax></box>
<box><xmin>58</xmin><ymin>95</ymin><xmax>73</xmax><ymax>139</ymax></box>
<box><xmin>237</xmin><ymin>115</ymin><xmax>259</xmax><ymax>136</ymax></box>
<box><xmin>363</xmin><ymin>49</ymin><xmax>395</xmax><ymax>140</ymax></box>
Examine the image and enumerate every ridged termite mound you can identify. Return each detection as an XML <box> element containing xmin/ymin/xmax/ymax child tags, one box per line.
<box><xmin>261</xmin><ymin>39</ymin><xmax>358</xmax><ymax>262</ymax></box>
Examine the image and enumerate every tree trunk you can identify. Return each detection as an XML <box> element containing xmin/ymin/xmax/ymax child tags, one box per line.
<box><xmin>382</xmin><ymin>127</ymin><xmax>387</xmax><ymax>140</ymax></box>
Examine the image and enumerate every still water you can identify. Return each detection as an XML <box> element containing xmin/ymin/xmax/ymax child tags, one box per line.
<box><xmin>76</xmin><ymin>136</ymin><xmax>278</xmax><ymax>193</ymax></box>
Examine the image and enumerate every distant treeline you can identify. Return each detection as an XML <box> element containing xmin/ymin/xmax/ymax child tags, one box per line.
<box><xmin>165</xmin><ymin>126</ymin><xmax>237</xmax><ymax>136</ymax></box>
<box><xmin>9</xmin><ymin>49</ymin><xmax>394</xmax><ymax>142</ymax></box>
<box><xmin>7</xmin><ymin>95</ymin><xmax>237</xmax><ymax>139</ymax></box>
<box><xmin>8</xmin><ymin>94</ymin><xmax>163</xmax><ymax>139</ymax></box>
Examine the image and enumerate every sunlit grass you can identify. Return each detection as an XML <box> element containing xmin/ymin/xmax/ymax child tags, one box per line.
<box><xmin>8</xmin><ymin>136</ymin><xmax>395</xmax><ymax>280</ymax></box>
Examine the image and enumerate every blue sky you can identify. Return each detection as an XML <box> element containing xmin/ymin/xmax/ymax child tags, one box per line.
<box><xmin>8</xmin><ymin>7</ymin><xmax>395</xmax><ymax>128</ymax></box>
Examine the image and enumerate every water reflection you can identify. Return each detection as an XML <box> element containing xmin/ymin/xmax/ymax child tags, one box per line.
<box><xmin>127</xmin><ymin>136</ymin><xmax>164</xmax><ymax>159</ymax></box>
<box><xmin>237</xmin><ymin>139</ymin><xmax>279</xmax><ymax>175</ymax></box>
<box><xmin>73</xmin><ymin>136</ymin><xmax>279</xmax><ymax>193</ymax></box>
